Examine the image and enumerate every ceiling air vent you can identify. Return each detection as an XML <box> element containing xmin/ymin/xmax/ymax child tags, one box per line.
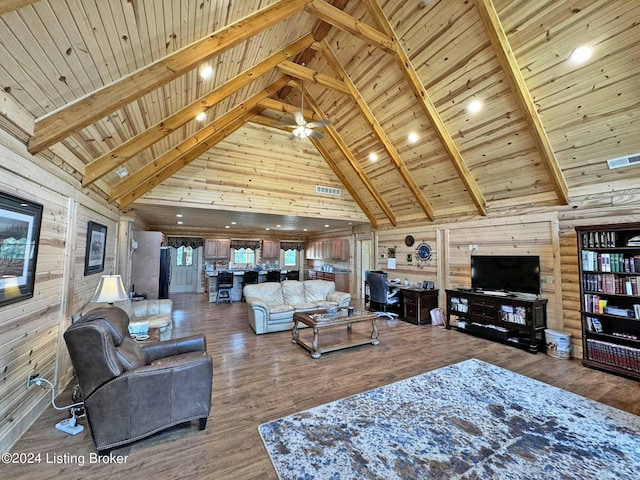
<box><xmin>316</xmin><ymin>185</ymin><xmax>341</xmax><ymax>196</ymax></box>
<box><xmin>607</xmin><ymin>153</ymin><xmax>640</xmax><ymax>170</ymax></box>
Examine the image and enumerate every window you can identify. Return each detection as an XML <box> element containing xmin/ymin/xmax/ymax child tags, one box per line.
<box><xmin>234</xmin><ymin>248</ymin><xmax>255</xmax><ymax>264</ymax></box>
<box><xmin>284</xmin><ymin>249</ymin><xmax>297</xmax><ymax>267</ymax></box>
<box><xmin>176</xmin><ymin>246</ymin><xmax>193</xmax><ymax>266</ymax></box>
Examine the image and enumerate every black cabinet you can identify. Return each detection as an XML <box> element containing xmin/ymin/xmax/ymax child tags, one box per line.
<box><xmin>445</xmin><ymin>289</ymin><xmax>547</xmax><ymax>353</ymax></box>
<box><xmin>401</xmin><ymin>288</ymin><xmax>439</xmax><ymax>325</ymax></box>
<box><xmin>577</xmin><ymin>223</ymin><xmax>640</xmax><ymax>380</ymax></box>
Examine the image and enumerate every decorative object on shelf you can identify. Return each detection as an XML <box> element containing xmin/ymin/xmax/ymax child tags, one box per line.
<box><xmin>0</xmin><ymin>191</ymin><xmax>44</xmax><ymax>307</ymax></box>
<box><xmin>404</xmin><ymin>235</ymin><xmax>415</xmax><ymax>247</ymax></box>
<box><xmin>84</xmin><ymin>221</ymin><xmax>107</xmax><ymax>276</ymax></box>
<box><xmin>416</xmin><ymin>242</ymin><xmax>432</xmax><ymax>261</ymax></box>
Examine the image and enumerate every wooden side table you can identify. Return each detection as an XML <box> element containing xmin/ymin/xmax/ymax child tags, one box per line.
<box><xmin>400</xmin><ymin>288</ymin><xmax>439</xmax><ymax>325</ymax></box>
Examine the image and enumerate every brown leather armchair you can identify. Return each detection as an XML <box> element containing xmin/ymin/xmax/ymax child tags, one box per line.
<box><xmin>64</xmin><ymin>307</ymin><xmax>212</xmax><ymax>454</ymax></box>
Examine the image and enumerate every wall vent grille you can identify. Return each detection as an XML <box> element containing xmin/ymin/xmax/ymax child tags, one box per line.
<box><xmin>316</xmin><ymin>185</ymin><xmax>341</xmax><ymax>196</ymax></box>
<box><xmin>607</xmin><ymin>154</ymin><xmax>640</xmax><ymax>170</ymax></box>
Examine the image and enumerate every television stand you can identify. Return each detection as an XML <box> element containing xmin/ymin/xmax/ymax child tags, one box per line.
<box><xmin>445</xmin><ymin>289</ymin><xmax>547</xmax><ymax>353</ymax></box>
<box><xmin>479</xmin><ymin>290</ymin><xmax>508</xmax><ymax>296</ymax></box>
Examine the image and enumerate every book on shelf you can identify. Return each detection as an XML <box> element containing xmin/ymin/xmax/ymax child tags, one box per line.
<box><xmin>590</xmin><ymin>317</ymin><xmax>603</xmax><ymax>333</ymax></box>
<box><xmin>634</xmin><ymin>304</ymin><xmax>640</xmax><ymax>319</ymax></box>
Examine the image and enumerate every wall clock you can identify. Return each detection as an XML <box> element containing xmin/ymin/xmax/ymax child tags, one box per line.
<box><xmin>404</xmin><ymin>235</ymin><xmax>415</xmax><ymax>247</ymax></box>
<box><xmin>416</xmin><ymin>243</ymin><xmax>432</xmax><ymax>261</ymax></box>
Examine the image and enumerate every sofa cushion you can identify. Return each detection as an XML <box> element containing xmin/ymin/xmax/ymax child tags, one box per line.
<box><xmin>281</xmin><ymin>280</ymin><xmax>306</xmax><ymax>304</ymax></box>
<box><xmin>245</xmin><ymin>282</ymin><xmax>285</xmax><ymax>305</ymax></box>
<box><xmin>303</xmin><ymin>280</ymin><xmax>336</xmax><ymax>302</ymax></box>
<box><xmin>291</xmin><ymin>302</ymin><xmax>317</xmax><ymax>312</ymax></box>
<box><xmin>314</xmin><ymin>300</ymin><xmax>339</xmax><ymax>308</ymax></box>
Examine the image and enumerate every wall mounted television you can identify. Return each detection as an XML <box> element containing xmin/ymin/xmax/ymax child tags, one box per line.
<box><xmin>471</xmin><ymin>255</ymin><xmax>541</xmax><ymax>295</ymax></box>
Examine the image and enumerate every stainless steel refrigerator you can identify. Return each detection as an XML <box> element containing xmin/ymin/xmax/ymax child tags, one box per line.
<box><xmin>159</xmin><ymin>247</ymin><xmax>171</xmax><ymax>299</ymax></box>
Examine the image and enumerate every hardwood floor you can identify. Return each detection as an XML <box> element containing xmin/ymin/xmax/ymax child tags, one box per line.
<box><xmin>7</xmin><ymin>293</ymin><xmax>640</xmax><ymax>479</ymax></box>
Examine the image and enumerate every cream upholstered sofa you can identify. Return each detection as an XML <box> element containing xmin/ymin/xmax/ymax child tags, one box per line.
<box><xmin>88</xmin><ymin>299</ymin><xmax>173</xmax><ymax>340</ymax></box>
<box><xmin>244</xmin><ymin>279</ymin><xmax>351</xmax><ymax>334</ymax></box>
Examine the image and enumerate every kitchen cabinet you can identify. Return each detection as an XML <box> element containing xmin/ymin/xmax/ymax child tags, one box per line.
<box><xmin>331</xmin><ymin>239</ymin><xmax>350</xmax><ymax>261</ymax></box>
<box><xmin>204</xmin><ymin>239</ymin><xmax>230</xmax><ymax>259</ymax></box>
<box><xmin>262</xmin><ymin>240</ymin><xmax>280</xmax><ymax>259</ymax></box>
<box><xmin>305</xmin><ymin>239</ymin><xmax>350</xmax><ymax>260</ymax></box>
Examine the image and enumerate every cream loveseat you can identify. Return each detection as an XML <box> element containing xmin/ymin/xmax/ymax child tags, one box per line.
<box><xmin>244</xmin><ymin>279</ymin><xmax>351</xmax><ymax>334</ymax></box>
<box><xmin>88</xmin><ymin>299</ymin><xmax>173</xmax><ymax>340</ymax></box>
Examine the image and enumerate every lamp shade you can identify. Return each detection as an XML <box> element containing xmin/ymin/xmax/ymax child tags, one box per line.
<box><xmin>90</xmin><ymin>275</ymin><xmax>128</xmax><ymax>303</ymax></box>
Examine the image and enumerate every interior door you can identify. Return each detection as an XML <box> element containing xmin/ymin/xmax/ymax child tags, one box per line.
<box><xmin>170</xmin><ymin>246</ymin><xmax>200</xmax><ymax>293</ymax></box>
<box><xmin>358</xmin><ymin>239</ymin><xmax>372</xmax><ymax>300</ymax></box>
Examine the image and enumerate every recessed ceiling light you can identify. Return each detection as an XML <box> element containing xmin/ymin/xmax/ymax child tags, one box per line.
<box><xmin>196</xmin><ymin>112</ymin><xmax>207</xmax><ymax>122</ymax></box>
<box><xmin>276</xmin><ymin>224</ymin><xmax>281</xmax><ymax>228</ymax></box>
<box><xmin>265</xmin><ymin>228</ymin><xmax>270</xmax><ymax>231</ymax></box>
<box><xmin>324</xmin><ymin>224</ymin><xmax>330</xmax><ymax>228</ymax></box>
<box><xmin>224</xmin><ymin>225</ymin><xmax>230</xmax><ymax>229</ymax></box>
<box><xmin>468</xmin><ymin>100</ymin><xmax>482</xmax><ymax>113</ymax></box>
<box><xmin>231</xmin><ymin>221</ymin><xmax>237</xmax><ymax>225</ymax></box>
<box><xmin>570</xmin><ymin>45</ymin><xmax>592</xmax><ymax>64</ymax></box>
<box><xmin>115</xmin><ymin>166</ymin><xmax>128</xmax><ymax>178</ymax></box>
<box><xmin>303</xmin><ymin>228</ymin><xmax>308</xmax><ymax>232</ymax></box>
<box><xmin>200</xmin><ymin>65</ymin><xmax>213</xmax><ymax>79</ymax></box>
<box><xmin>177</xmin><ymin>221</ymin><xmax>183</xmax><ymax>225</ymax></box>
<box><xmin>176</xmin><ymin>214</ymin><xmax>183</xmax><ymax>218</ymax></box>
<box><xmin>369</xmin><ymin>152</ymin><xmax>378</xmax><ymax>162</ymax></box>
<box><xmin>408</xmin><ymin>132</ymin><xmax>419</xmax><ymax>143</ymax></box>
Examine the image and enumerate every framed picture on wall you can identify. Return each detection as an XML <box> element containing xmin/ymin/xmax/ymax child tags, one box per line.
<box><xmin>84</xmin><ymin>221</ymin><xmax>107</xmax><ymax>276</ymax></box>
<box><xmin>0</xmin><ymin>191</ymin><xmax>44</xmax><ymax>307</ymax></box>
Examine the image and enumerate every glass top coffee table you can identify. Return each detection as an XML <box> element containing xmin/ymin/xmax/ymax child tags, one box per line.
<box><xmin>291</xmin><ymin>309</ymin><xmax>379</xmax><ymax>359</ymax></box>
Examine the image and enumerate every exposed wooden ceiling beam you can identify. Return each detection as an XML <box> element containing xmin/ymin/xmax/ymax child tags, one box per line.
<box><xmin>275</xmin><ymin>60</ymin><xmax>350</xmax><ymax>95</ymax></box>
<box><xmin>110</xmin><ymin>78</ymin><xmax>289</xmax><ymax>203</ymax></box>
<box><xmin>278</xmin><ymin>0</ymin><xmax>350</xmax><ymax>100</ymax></box>
<box><xmin>309</xmin><ymin>136</ymin><xmax>379</xmax><ymax>228</ymax></box>
<box><xmin>321</xmin><ymin>40</ymin><xmax>435</xmax><ymax>221</ymax></box>
<box><xmin>82</xmin><ymin>34</ymin><xmax>315</xmax><ymax>188</ymax></box>
<box><xmin>363</xmin><ymin>0</ymin><xmax>487</xmax><ymax>216</ymax></box>
<box><xmin>118</xmin><ymin>113</ymin><xmax>253</xmax><ymax>209</ymax></box>
<box><xmin>304</xmin><ymin>0</ymin><xmax>395</xmax><ymax>54</ymax></box>
<box><xmin>27</xmin><ymin>0</ymin><xmax>313</xmax><ymax>154</ymax></box>
<box><xmin>257</xmin><ymin>98</ymin><xmax>317</xmax><ymax>120</ymax></box>
<box><xmin>475</xmin><ymin>0</ymin><xmax>569</xmax><ymax>205</ymax></box>
<box><xmin>303</xmin><ymin>89</ymin><xmax>397</xmax><ymax>226</ymax></box>
<box><xmin>0</xmin><ymin>0</ymin><xmax>38</xmax><ymax>15</ymax></box>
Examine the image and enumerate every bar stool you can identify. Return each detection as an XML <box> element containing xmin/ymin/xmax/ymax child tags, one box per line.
<box><xmin>241</xmin><ymin>270</ymin><xmax>259</xmax><ymax>301</ymax></box>
<box><xmin>286</xmin><ymin>270</ymin><xmax>299</xmax><ymax>280</ymax></box>
<box><xmin>216</xmin><ymin>271</ymin><xmax>234</xmax><ymax>304</ymax></box>
<box><xmin>265</xmin><ymin>270</ymin><xmax>281</xmax><ymax>282</ymax></box>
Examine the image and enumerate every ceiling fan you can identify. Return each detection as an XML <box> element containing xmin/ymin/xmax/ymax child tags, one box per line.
<box><xmin>286</xmin><ymin>79</ymin><xmax>331</xmax><ymax>140</ymax></box>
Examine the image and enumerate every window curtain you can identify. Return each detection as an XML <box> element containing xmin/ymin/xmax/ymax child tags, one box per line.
<box><xmin>166</xmin><ymin>236</ymin><xmax>204</xmax><ymax>249</ymax></box>
<box><xmin>230</xmin><ymin>240</ymin><xmax>261</xmax><ymax>250</ymax></box>
<box><xmin>280</xmin><ymin>241</ymin><xmax>305</xmax><ymax>251</ymax></box>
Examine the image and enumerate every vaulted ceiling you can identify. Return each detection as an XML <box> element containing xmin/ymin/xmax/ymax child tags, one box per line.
<box><xmin>1</xmin><ymin>0</ymin><xmax>639</xmax><ymax>235</ymax></box>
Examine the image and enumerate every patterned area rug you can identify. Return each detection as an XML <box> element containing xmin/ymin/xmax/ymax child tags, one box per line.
<box><xmin>259</xmin><ymin>358</ymin><xmax>640</xmax><ymax>479</ymax></box>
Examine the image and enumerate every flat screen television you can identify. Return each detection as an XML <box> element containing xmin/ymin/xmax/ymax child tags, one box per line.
<box><xmin>471</xmin><ymin>255</ymin><xmax>541</xmax><ymax>295</ymax></box>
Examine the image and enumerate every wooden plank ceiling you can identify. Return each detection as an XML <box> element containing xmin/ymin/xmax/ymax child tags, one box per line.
<box><xmin>1</xmin><ymin>0</ymin><xmax>639</xmax><ymax>235</ymax></box>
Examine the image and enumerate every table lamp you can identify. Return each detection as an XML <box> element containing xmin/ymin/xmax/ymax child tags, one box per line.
<box><xmin>90</xmin><ymin>274</ymin><xmax>128</xmax><ymax>304</ymax></box>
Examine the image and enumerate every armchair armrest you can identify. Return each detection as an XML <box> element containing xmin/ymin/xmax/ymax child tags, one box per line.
<box><xmin>142</xmin><ymin>334</ymin><xmax>207</xmax><ymax>364</ymax></box>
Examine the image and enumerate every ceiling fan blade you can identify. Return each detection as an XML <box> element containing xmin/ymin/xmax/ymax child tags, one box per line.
<box><xmin>306</xmin><ymin>119</ymin><xmax>331</xmax><ymax>129</ymax></box>
<box><xmin>308</xmin><ymin>129</ymin><xmax>324</xmax><ymax>140</ymax></box>
<box><xmin>292</xmin><ymin>110</ymin><xmax>305</xmax><ymax>126</ymax></box>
